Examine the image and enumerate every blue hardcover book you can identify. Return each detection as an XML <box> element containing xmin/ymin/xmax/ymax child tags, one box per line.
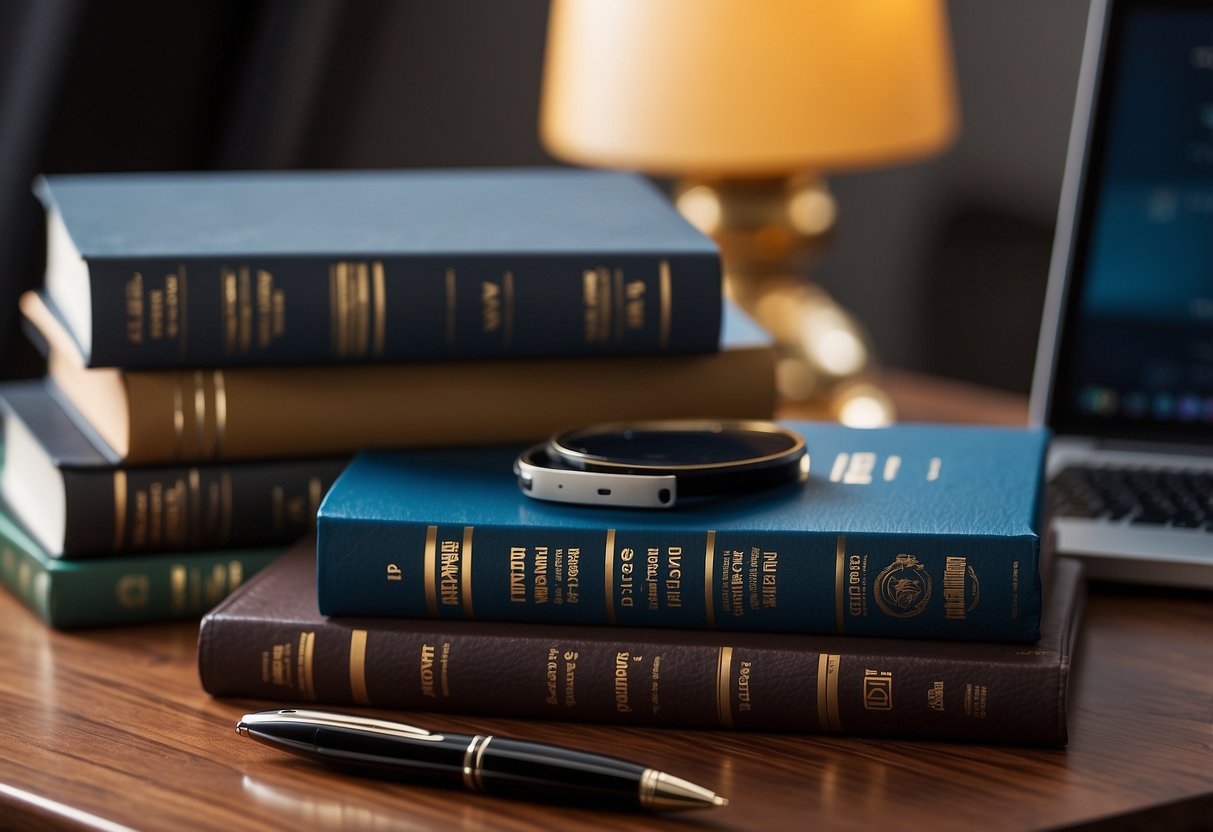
<box><xmin>317</xmin><ymin>423</ymin><xmax>1049</xmax><ymax>642</ymax></box>
<box><xmin>37</xmin><ymin>169</ymin><xmax>721</xmax><ymax>368</ymax></box>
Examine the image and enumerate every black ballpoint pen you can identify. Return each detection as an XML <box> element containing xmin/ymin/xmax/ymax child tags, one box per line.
<box><xmin>235</xmin><ymin>709</ymin><xmax>728</xmax><ymax>811</ymax></box>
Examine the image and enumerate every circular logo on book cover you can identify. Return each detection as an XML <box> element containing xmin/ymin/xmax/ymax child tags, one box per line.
<box><xmin>873</xmin><ymin>554</ymin><xmax>932</xmax><ymax>618</ymax></box>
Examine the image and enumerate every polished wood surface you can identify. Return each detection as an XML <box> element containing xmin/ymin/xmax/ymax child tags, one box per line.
<box><xmin>1</xmin><ymin>376</ymin><xmax>1211</xmax><ymax>831</ymax></box>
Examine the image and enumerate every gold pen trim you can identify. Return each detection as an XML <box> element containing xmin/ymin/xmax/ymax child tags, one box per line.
<box><xmin>462</xmin><ymin>735</ymin><xmax>492</xmax><ymax>791</ymax></box>
<box><xmin>704</xmin><ymin>531</ymin><xmax>716</xmax><ymax>629</ymax></box>
<box><xmin>715</xmin><ymin>646</ymin><xmax>734</xmax><ymax>727</ymax></box>
<box><xmin>349</xmin><ymin>629</ymin><xmax>370</xmax><ymax>705</ymax></box>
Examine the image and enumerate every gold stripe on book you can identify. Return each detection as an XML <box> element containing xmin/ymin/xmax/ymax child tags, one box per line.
<box><xmin>172</xmin><ymin>376</ymin><xmax>185</xmax><ymax>460</ymax></box>
<box><xmin>704</xmin><ymin>531</ymin><xmax>717</xmax><ymax>629</ymax></box>
<box><xmin>188</xmin><ymin>469</ymin><xmax>201</xmax><ymax>548</ymax></box>
<box><xmin>112</xmin><ymin>471</ymin><xmax>127</xmax><ymax>550</ymax></box>
<box><xmin>461</xmin><ymin>526</ymin><xmax>475</xmax><ymax>620</ymax></box>
<box><xmin>349</xmin><ymin>629</ymin><xmax>370</xmax><ymax>705</ymax></box>
<box><xmin>177</xmin><ymin>263</ymin><xmax>189</xmax><ymax>355</ymax></box>
<box><xmin>192</xmin><ymin>371</ymin><xmax>207</xmax><ymax>459</ymax></box>
<box><xmin>298</xmin><ymin>631</ymin><xmax>316</xmax><ymax>701</ymax></box>
<box><xmin>816</xmin><ymin>654</ymin><xmax>843</xmax><ymax>732</ymax></box>
<box><xmin>213</xmin><ymin>370</ymin><xmax>227</xmax><ymax>458</ymax></box>
<box><xmin>716</xmin><ymin>647</ymin><xmax>734</xmax><ymax>727</ymax></box>
<box><xmin>659</xmin><ymin>259</ymin><xmax>672</xmax><ymax>348</ymax></box>
<box><xmin>604</xmin><ymin>529</ymin><xmax>617</xmax><ymax>625</ymax></box>
<box><xmin>424</xmin><ymin>526</ymin><xmax>438</xmax><ymax>617</ymax></box>
<box><xmin>835</xmin><ymin>536</ymin><xmax>847</xmax><ymax>635</ymax></box>
<box><xmin>502</xmin><ymin>271</ymin><xmax>514</xmax><ymax>346</ymax></box>
<box><xmin>445</xmin><ymin>268</ymin><xmax>457</xmax><ymax>346</ymax></box>
<box><xmin>372</xmin><ymin>261</ymin><xmax>386</xmax><ymax>357</ymax></box>
<box><xmin>816</xmin><ymin>654</ymin><xmax>830</xmax><ymax>731</ymax></box>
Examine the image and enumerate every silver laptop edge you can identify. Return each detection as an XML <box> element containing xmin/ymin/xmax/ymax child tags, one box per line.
<box><xmin>1029</xmin><ymin>0</ymin><xmax>1213</xmax><ymax>589</ymax></box>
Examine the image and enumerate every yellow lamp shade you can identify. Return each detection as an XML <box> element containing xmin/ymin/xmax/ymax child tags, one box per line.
<box><xmin>541</xmin><ymin>0</ymin><xmax>960</xmax><ymax>176</ymax></box>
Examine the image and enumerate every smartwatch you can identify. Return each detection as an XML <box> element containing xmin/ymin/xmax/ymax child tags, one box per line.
<box><xmin>514</xmin><ymin>420</ymin><xmax>808</xmax><ymax>508</ymax></box>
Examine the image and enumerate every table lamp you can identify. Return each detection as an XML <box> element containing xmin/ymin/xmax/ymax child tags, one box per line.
<box><xmin>540</xmin><ymin>0</ymin><xmax>959</xmax><ymax>425</ymax></box>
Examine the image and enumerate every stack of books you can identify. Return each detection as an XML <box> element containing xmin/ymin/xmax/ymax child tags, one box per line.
<box><xmin>0</xmin><ymin>169</ymin><xmax>777</xmax><ymax>628</ymax></box>
<box><xmin>200</xmin><ymin>422</ymin><xmax>1085</xmax><ymax>746</ymax></box>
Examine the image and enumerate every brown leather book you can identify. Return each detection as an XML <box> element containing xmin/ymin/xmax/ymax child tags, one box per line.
<box><xmin>198</xmin><ymin>537</ymin><xmax>1084</xmax><ymax>745</ymax></box>
<box><xmin>22</xmin><ymin>291</ymin><xmax>775</xmax><ymax>464</ymax></box>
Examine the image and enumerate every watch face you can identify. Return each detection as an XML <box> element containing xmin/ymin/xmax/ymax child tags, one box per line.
<box><xmin>551</xmin><ymin>421</ymin><xmax>804</xmax><ymax>471</ymax></box>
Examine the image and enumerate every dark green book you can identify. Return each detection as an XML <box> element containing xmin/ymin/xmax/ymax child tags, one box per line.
<box><xmin>0</xmin><ymin>506</ymin><xmax>282</xmax><ymax>629</ymax></box>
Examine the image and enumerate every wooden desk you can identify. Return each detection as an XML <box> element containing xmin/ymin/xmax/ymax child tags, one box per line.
<box><xmin>1</xmin><ymin>375</ymin><xmax>1211</xmax><ymax>831</ymax></box>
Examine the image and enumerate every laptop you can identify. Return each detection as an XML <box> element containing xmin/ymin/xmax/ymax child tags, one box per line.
<box><xmin>1031</xmin><ymin>0</ymin><xmax>1213</xmax><ymax>588</ymax></box>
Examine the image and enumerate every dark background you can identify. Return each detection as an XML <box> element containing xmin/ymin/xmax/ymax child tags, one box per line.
<box><xmin>0</xmin><ymin>0</ymin><xmax>1092</xmax><ymax>391</ymax></box>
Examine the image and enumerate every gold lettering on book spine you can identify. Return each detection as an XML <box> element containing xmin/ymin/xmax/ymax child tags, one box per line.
<box><xmin>298</xmin><ymin>631</ymin><xmax>316</xmax><ymax>700</ymax></box>
<box><xmin>349</xmin><ymin>629</ymin><xmax>370</xmax><ymax>705</ymax></box>
<box><xmin>604</xmin><ymin>529</ymin><xmax>617</xmax><ymax>625</ymax></box>
<box><xmin>112</xmin><ymin>471</ymin><xmax>128</xmax><ymax>550</ymax></box>
<box><xmin>424</xmin><ymin>526</ymin><xmax>439</xmax><ymax>617</ymax></box>
<box><xmin>704</xmin><ymin>531</ymin><xmax>717</xmax><ymax>629</ymax></box>
<box><xmin>716</xmin><ymin>646</ymin><xmax>734</xmax><ymax>727</ymax></box>
<box><xmin>835</xmin><ymin>536</ymin><xmax>847</xmax><ymax>635</ymax></box>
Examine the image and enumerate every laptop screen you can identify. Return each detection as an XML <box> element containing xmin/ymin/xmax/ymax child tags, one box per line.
<box><xmin>1050</xmin><ymin>0</ymin><xmax>1213</xmax><ymax>444</ymax></box>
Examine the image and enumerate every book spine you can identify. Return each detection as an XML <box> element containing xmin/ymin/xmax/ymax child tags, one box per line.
<box><xmin>197</xmin><ymin>614</ymin><xmax>1066</xmax><ymax>744</ymax></box>
<box><xmin>317</xmin><ymin>521</ymin><xmax>1041</xmax><ymax>642</ymax></box>
<box><xmin>0</xmin><ymin>540</ymin><xmax>282</xmax><ymax>628</ymax></box>
<box><xmin>60</xmin><ymin>459</ymin><xmax>346</xmax><ymax>556</ymax></box>
<box><xmin>113</xmin><ymin>347</ymin><xmax>775</xmax><ymax>463</ymax></box>
<box><xmin>85</xmin><ymin>253</ymin><xmax>720</xmax><ymax>367</ymax></box>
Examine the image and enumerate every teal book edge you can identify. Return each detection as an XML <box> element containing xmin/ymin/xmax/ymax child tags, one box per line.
<box><xmin>317</xmin><ymin>422</ymin><xmax>1049</xmax><ymax>642</ymax></box>
<box><xmin>0</xmin><ymin>507</ymin><xmax>283</xmax><ymax>629</ymax></box>
<box><xmin>37</xmin><ymin>169</ymin><xmax>721</xmax><ymax>368</ymax></box>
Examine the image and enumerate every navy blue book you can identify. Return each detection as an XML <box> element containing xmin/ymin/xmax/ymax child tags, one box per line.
<box><xmin>317</xmin><ymin>422</ymin><xmax>1050</xmax><ymax>643</ymax></box>
<box><xmin>0</xmin><ymin>381</ymin><xmax>345</xmax><ymax>556</ymax></box>
<box><xmin>36</xmin><ymin>169</ymin><xmax>721</xmax><ymax>368</ymax></box>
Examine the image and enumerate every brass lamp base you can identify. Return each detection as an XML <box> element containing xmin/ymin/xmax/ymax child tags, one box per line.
<box><xmin>673</xmin><ymin>176</ymin><xmax>894</xmax><ymax>427</ymax></box>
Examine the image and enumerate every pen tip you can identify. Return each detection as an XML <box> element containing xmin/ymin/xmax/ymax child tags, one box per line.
<box><xmin>713</xmin><ymin>796</ymin><xmax>729</xmax><ymax>807</ymax></box>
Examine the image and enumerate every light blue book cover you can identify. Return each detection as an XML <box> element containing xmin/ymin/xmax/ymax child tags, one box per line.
<box><xmin>37</xmin><ymin>169</ymin><xmax>721</xmax><ymax>367</ymax></box>
<box><xmin>318</xmin><ymin>422</ymin><xmax>1049</xmax><ymax>642</ymax></box>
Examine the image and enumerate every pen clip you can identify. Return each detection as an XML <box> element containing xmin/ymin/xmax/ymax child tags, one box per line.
<box><xmin>239</xmin><ymin>709</ymin><xmax>442</xmax><ymax>741</ymax></box>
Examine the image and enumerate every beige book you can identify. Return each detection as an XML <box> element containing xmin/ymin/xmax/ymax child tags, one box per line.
<box><xmin>22</xmin><ymin>292</ymin><xmax>776</xmax><ymax>464</ymax></box>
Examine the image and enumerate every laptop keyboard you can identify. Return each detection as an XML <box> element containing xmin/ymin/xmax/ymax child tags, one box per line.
<box><xmin>1051</xmin><ymin>465</ymin><xmax>1213</xmax><ymax>530</ymax></box>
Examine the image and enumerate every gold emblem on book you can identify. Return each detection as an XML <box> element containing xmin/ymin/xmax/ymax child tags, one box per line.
<box><xmin>862</xmin><ymin>669</ymin><xmax>892</xmax><ymax>711</ymax></box>
<box><xmin>873</xmin><ymin>554</ymin><xmax>932</xmax><ymax>618</ymax></box>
